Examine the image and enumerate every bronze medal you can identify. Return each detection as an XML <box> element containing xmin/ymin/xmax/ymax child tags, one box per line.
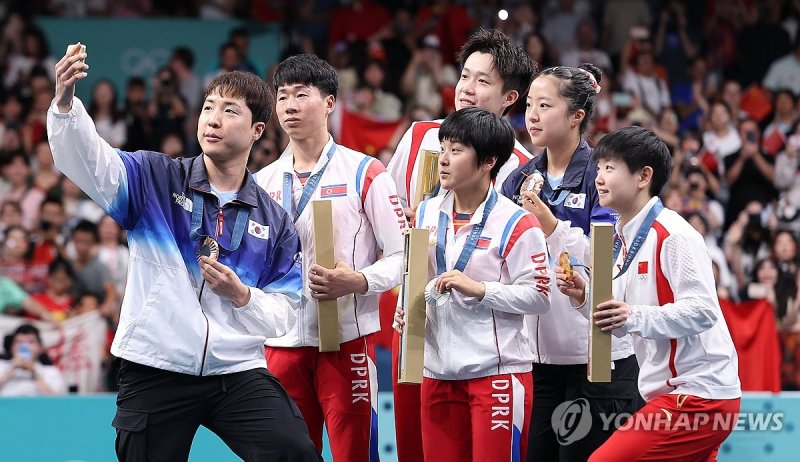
<box><xmin>519</xmin><ymin>171</ymin><xmax>545</xmax><ymax>204</ymax></box>
<box><xmin>196</xmin><ymin>236</ymin><xmax>220</xmax><ymax>262</ymax></box>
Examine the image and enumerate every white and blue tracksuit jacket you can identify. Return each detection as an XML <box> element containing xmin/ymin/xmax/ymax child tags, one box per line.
<box><xmin>47</xmin><ymin>98</ymin><xmax>302</xmax><ymax>376</ymax></box>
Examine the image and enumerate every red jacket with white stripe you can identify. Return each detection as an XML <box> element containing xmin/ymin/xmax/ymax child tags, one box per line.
<box><xmin>415</xmin><ymin>187</ymin><xmax>551</xmax><ymax>380</ymax></box>
<box><xmin>595</xmin><ymin>197</ymin><xmax>741</xmax><ymax>402</ymax></box>
<box><xmin>388</xmin><ymin>120</ymin><xmax>533</xmax><ymax>210</ymax></box>
<box><xmin>255</xmin><ymin>137</ymin><xmax>407</xmax><ymax>347</ymax></box>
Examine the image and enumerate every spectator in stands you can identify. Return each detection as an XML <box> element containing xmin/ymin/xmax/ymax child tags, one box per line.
<box><xmin>3</xmin><ymin>25</ymin><xmax>55</xmax><ymax>89</ymax></box>
<box><xmin>0</xmin><ymin>225</ymin><xmax>34</xmax><ymax>290</ymax></box>
<box><xmin>672</xmin><ymin>56</ymin><xmax>712</xmax><ymax>133</ymax></box>
<box><xmin>22</xmin><ymin>77</ymin><xmax>54</xmax><ymax>153</ymax></box>
<box><xmin>30</xmin><ymin>258</ymin><xmax>75</xmax><ymax>321</ymax></box>
<box><xmin>204</xmin><ymin>42</ymin><xmax>242</xmax><ymax>88</ymax></box>
<box><xmin>159</xmin><ymin>132</ymin><xmax>185</xmax><ymax>158</ymax></box>
<box><xmin>69</xmin><ymin>220</ymin><xmax>116</xmax><ymax>317</ymax></box>
<box><xmin>169</xmin><ymin>47</ymin><xmax>202</xmax><ymax>113</ymax></box>
<box><xmin>774</xmin><ymin>120</ymin><xmax>800</xmax><ymax>232</ymax></box>
<box><xmin>400</xmin><ymin>34</ymin><xmax>457</xmax><ymax>117</ymax></box>
<box><xmin>682</xmin><ymin>167</ymin><xmax>725</xmax><ymax>234</ymax></box>
<box><xmin>0</xmin><ymin>200</ymin><xmax>24</xmax><ymax>239</ymax></box>
<box><xmin>87</xmin><ymin>79</ymin><xmax>126</xmax><ymax>148</ymax></box>
<box><xmin>724</xmin><ymin>119</ymin><xmax>778</xmax><ymax>229</ymax></box>
<box><xmin>542</xmin><ymin>0</ymin><xmax>586</xmax><ymax>59</ymax></box>
<box><xmin>702</xmin><ymin>100</ymin><xmax>742</xmax><ymax>173</ymax></box>
<box><xmin>229</xmin><ymin>27</ymin><xmax>258</xmax><ymax>75</ymax></box>
<box><xmin>0</xmin><ymin>324</ymin><xmax>66</xmax><ymax>396</ymax></box>
<box><xmin>328</xmin><ymin>0</ymin><xmax>391</xmax><ymax>57</ymax></box>
<box><xmin>721</xmin><ymin>79</ymin><xmax>749</xmax><ymax>121</ymax></box>
<box><xmin>122</xmin><ymin>77</ymin><xmax>152</xmax><ymax>151</ymax></box>
<box><xmin>560</xmin><ymin>18</ymin><xmax>613</xmax><ymax>72</ymax></box>
<box><xmin>623</xmin><ymin>48</ymin><xmax>672</xmax><ymax>118</ymax></box>
<box><xmin>762</xmin><ymin>90</ymin><xmax>796</xmax><ymax>148</ymax></box>
<box><xmin>150</xmin><ymin>66</ymin><xmax>188</xmax><ymax>150</ymax></box>
<box><xmin>29</xmin><ymin>196</ymin><xmax>67</xmax><ymax>293</ymax></box>
<box><xmin>412</xmin><ymin>0</ymin><xmax>474</xmax><ymax>65</ymax></box>
<box><xmin>523</xmin><ymin>32</ymin><xmax>555</xmax><ymax>69</ymax></box>
<box><xmin>602</xmin><ymin>0</ymin><xmax>651</xmax><ymax>64</ymax></box>
<box><xmin>247</xmin><ymin>137</ymin><xmax>278</xmax><ymax>172</ymax></box>
<box><xmin>97</xmin><ymin>214</ymin><xmax>128</xmax><ymax>310</ymax></box>
<box><xmin>725</xmin><ymin>202</ymin><xmax>772</xmax><ymax>290</ymax></box>
<box><xmin>651</xmin><ymin>107</ymin><xmax>680</xmax><ymax>152</ymax></box>
<box><xmin>742</xmin><ymin>257</ymin><xmax>780</xmax><ymax>309</ymax></box>
<box><xmin>0</xmin><ymin>150</ymin><xmax>45</xmax><ymax>229</ymax></box>
<box><xmin>764</xmin><ymin>34</ymin><xmax>800</xmax><ymax>95</ymax></box>
<box><xmin>31</xmin><ymin>140</ymin><xmax>61</xmax><ymax>193</ymax></box>
<box><xmin>771</xmin><ymin>230</ymin><xmax>800</xmax><ymax>318</ymax></box>
<box><xmin>350</xmin><ymin>60</ymin><xmax>403</xmax><ymax>121</ymax></box>
<box><xmin>654</xmin><ymin>0</ymin><xmax>700</xmax><ymax>85</ymax></box>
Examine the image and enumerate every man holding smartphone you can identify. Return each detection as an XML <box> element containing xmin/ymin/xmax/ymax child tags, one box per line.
<box><xmin>722</xmin><ymin>119</ymin><xmax>778</xmax><ymax>230</ymax></box>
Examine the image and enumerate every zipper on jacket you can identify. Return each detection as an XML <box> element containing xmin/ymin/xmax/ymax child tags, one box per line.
<box><xmin>534</xmin><ymin>315</ymin><xmax>541</xmax><ymax>363</ymax></box>
<box><xmin>491</xmin><ymin>310</ymin><xmax>502</xmax><ymax>375</ymax></box>
<box><xmin>198</xmin><ymin>202</ymin><xmax>224</xmax><ymax>376</ymax></box>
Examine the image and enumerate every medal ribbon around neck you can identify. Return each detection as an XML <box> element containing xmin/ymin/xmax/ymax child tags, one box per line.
<box><xmin>612</xmin><ymin>199</ymin><xmax>664</xmax><ymax>280</ymax></box>
<box><xmin>435</xmin><ymin>189</ymin><xmax>498</xmax><ymax>276</ymax></box>
<box><xmin>282</xmin><ymin>142</ymin><xmax>337</xmax><ymax>223</ymax></box>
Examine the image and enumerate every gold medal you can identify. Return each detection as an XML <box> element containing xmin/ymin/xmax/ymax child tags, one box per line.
<box><xmin>196</xmin><ymin>236</ymin><xmax>220</xmax><ymax>262</ymax></box>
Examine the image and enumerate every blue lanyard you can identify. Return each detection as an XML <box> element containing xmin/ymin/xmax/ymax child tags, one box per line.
<box><xmin>612</xmin><ymin>199</ymin><xmax>664</xmax><ymax>280</ymax></box>
<box><xmin>539</xmin><ymin>170</ymin><xmax>570</xmax><ymax>206</ymax></box>
<box><xmin>435</xmin><ymin>189</ymin><xmax>498</xmax><ymax>276</ymax></box>
<box><xmin>189</xmin><ymin>191</ymin><xmax>249</xmax><ymax>251</ymax></box>
<box><xmin>282</xmin><ymin>142</ymin><xmax>337</xmax><ymax>222</ymax></box>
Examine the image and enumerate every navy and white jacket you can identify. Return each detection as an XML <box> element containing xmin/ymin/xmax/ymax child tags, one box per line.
<box><xmin>48</xmin><ymin>98</ymin><xmax>303</xmax><ymax>376</ymax></box>
<box><xmin>501</xmin><ymin>140</ymin><xmax>634</xmax><ymax>364</ymax></box>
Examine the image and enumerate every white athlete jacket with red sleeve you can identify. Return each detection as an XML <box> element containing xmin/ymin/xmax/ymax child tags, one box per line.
<box><xmin>388</xmin><ymin>120</ymin><xmax>533</xmax><ymax>210</ymax></box>
<box><xmin>583</xmin><ymin>197</ymin><xmax>741</xmax><ymax>402</ymax></box>
<box><xmin>415</xmin><ymin>187</ymin><xmax>551</xmax><ymax>380</ymax></box>
<box><xmin>254</xmin><ymin>136</ymin><xmax>407</xmax><ymax>347</ymax></box>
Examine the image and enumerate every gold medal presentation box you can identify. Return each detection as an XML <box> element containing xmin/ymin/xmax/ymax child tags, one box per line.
<box><xmin>311</xmin><ymin>200</ymin><xmax>340</xmax><ymax>352</ymax></box>
<box><xmin>588</xmin><ymin>222</ymin><xmax>613</xmax><ymax>382</ymax></box>
<box><xmin>398</xmin><ymin>228</ymin><xmax>430</xmax><ymax>384</ymax></box>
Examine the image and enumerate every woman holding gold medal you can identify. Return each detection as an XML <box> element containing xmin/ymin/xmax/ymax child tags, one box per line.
<box><xmin>500</xmin><ymin>64</ymin><xmax>642</xmax><ymax>462</ymax></box>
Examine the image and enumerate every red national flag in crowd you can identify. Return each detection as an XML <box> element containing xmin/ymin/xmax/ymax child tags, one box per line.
<box><xmin>696</xmin><ymin>145</ymin><xmax>719</xmax><ymax>174</ymax></box>
<box><xmin>720</xmin><ymin>298</ymin><xmax>782</xmax><ymax>392</ymax></box>
<box><xmin>339</xmin><ymin>109</ymin><xmax>402</xmax><ymax>156</ymax></box>
<box><xmin>762</xmin><ymin>126</ymin><xmax>786</xmax><ymax>156</ymax></box>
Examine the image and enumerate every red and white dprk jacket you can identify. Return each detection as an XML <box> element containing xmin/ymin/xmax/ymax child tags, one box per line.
<box><xmin>592</xmin><ymin>197</ymin><xmax>741</xmax><ymax>402</ymax></box>
<box><xmin>415</xmin><ymin>187</ymin><xmax>551</xmax><ymax>380</ymax></box>
<box><xmin>388</xmin><ymin>120</ymin><xmax>533</xmax><ymax>210</ymax></box>
<box><xmin>255</xmin><ymin>136</ymin><xmax>407</xmax><ymax>347</ymax></box>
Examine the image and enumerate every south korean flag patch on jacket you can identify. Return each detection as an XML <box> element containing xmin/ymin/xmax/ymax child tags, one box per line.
<box><xmin>248</xmin><ymin>220</ymin><xmax>269</xmax><ymax>240</ymax></box>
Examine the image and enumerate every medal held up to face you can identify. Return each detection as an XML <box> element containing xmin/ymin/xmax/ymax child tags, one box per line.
<box><xmin>519</xmin><ymin>170</ymin><xmax>545</xmax><ymax>204</ymax></box>
<box><xmin>196</xmin><ymin>236</ymin><xmax>220</xmax><ymax>262</ymax></box>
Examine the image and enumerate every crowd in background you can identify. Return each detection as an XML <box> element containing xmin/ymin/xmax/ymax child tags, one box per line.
<box><xmin>1</xmin><ymin>0</ymin><xmax>800</xmax><ymax>394</ymax></box>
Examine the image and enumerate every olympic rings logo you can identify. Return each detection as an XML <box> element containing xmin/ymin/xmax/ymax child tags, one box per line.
<box><xmin>119</xmin><ymin>47</ymin><xmax>171</xmax><ymax>75</ymax></box>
